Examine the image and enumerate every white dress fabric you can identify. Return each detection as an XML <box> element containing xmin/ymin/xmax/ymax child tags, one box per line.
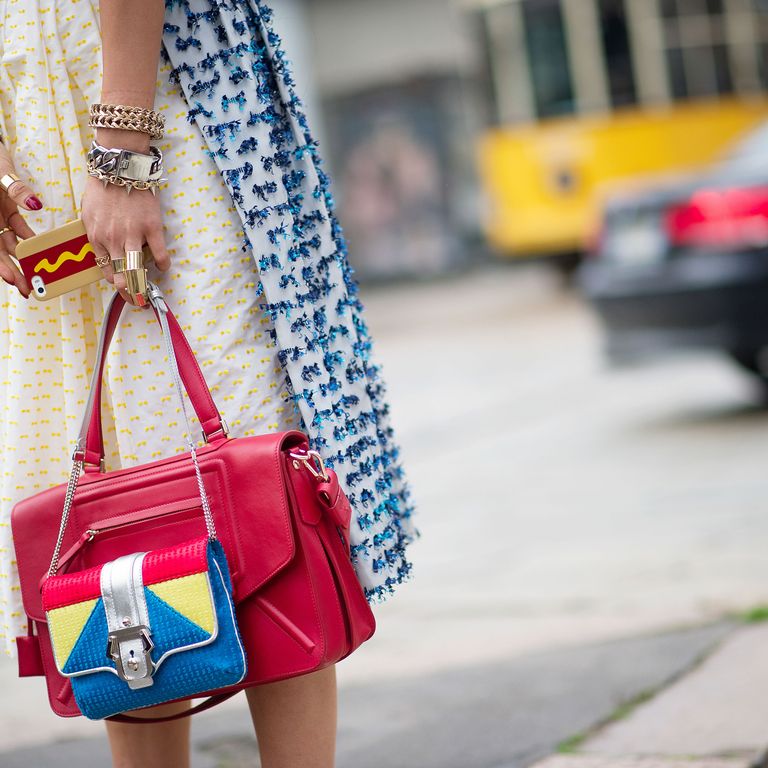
<box><xmin>0</xmin><ymin>0</ymin><xmax>301</xmax><ymax>655</ymax></box>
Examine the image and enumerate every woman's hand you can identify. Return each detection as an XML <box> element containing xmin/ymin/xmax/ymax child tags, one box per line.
<box><xmin>88</xmin><ymin>0</ymin><xmax>168</xmax><ymax>306</ymax></box>
<box><xmin>81</xmin><ymin>173</ymin><xmax>171</xmax><ymax>306</ymax></box>
<box><xmin>0</xmin><ymin>143</ymin><xmax>43</xmax><ymax>299</ymax></box>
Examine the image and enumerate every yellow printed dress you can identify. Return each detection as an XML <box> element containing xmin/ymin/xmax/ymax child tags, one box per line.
<box><xmin>0</xmin><ymin>0</ymin><xmax>301</xmax><ymax>654</ymax></box>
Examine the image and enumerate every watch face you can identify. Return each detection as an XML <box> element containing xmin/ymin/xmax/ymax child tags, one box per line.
<box><xmin>88</xmin><ymin>144</ymin><xmax>162</xmax><ymax>183</ymax></box>
<box><xmin>120</xmin><ymin>151</ymin><xmax>155</xmax><ymax>181</ymax></box>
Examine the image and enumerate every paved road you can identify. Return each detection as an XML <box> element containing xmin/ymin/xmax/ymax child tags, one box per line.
<box><xmin>339</xmin><ymin>264</ymin><xmax>768</xmax><ymax>685</ymax></box>
<box><xmin>0</xmin><ymin>623</ymin><xmax>735</xmax><ymax>768</ymax></box>
<box><xmin>3</xmin><ymin>264</ymin><xmax>768</xmax><ymax>761</ymax></box>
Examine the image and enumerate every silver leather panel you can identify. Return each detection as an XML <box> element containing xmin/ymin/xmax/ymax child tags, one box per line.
<box><xmin>101</xmin><ymin>552</ymin><xmax>155</xmax><ymax>689</ymax></box>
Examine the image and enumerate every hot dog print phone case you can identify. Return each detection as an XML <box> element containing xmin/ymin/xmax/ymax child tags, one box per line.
<box><xmin>15</xmin><ymin>218</ymin><xmax>153</xmax><ymax>301</ymax></box>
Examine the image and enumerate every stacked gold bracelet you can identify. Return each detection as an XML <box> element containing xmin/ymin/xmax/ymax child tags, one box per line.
<box><xmin>88</xmin><ymin>103</ymin><xmax>165</xmax><ymax>140</ymax></box>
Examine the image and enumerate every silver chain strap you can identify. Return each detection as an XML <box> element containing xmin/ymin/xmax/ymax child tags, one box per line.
<box><xmin>48</xmin><ymin>282</ymin><xmax>217</xmax><ymax>577</ymax></box>
<box><xmin>48</xmin><ymin>458</ymin><xmax>84</xmax><ymax>577</ymax></box>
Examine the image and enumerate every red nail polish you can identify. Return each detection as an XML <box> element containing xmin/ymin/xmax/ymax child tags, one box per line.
<box><xmin>24</xmin><ymin>196</ymin><xmax>43</xmax><ymax>211</ymax></box>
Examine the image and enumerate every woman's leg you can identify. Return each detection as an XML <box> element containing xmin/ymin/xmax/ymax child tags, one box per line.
<box><xmin>103</xmin><ymin>665</ymin><xmax>337</xmax><ymax>767</ymax></box>
<box><xmin>104</xmin><ymin>700</ymin><xmax>192</xmax><ymax>768</ymax></box>
<box><xmin>245</xmin><ymin>665</ymin><xmax>338</xmax><ymax>768</ymax></box>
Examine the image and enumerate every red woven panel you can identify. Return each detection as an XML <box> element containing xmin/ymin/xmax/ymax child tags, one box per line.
<box><xmin>142</xmin><ymin>536</ymin><xmax>209</xmax><ymax>586</ymax></box>
<box><xmin>42</xmin><ymin>536</ymin><xmax>209</xmax><ymax>611</ymax></box>
<box><xmin>42</xmin><ymin>566</ymin><xmax>102</xmax><ymax>611</ymax></box>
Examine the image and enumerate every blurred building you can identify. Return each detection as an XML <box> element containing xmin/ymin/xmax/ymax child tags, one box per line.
<box><xmin>278</xmin><ymin>0</ymin><xmax>483</xmax><ymax>281</ymax></box>
<box><xmin>477</xmin><ymin>0</ymin><xmax>767</xmax><ymax>123</ymax></box>
<box><xmin>281</xmin><ymin>0</ymin><xmax>768</xmax><ymax>277</ymax></box>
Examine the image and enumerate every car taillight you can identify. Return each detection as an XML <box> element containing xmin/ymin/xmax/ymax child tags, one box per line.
<box><xmin>665</xmin><ymin>186</ymin><xmax>768</xmax><ymax>249</ymax></box>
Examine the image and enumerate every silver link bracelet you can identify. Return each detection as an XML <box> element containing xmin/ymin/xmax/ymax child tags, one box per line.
<box><xmin>86</xmin><ymin>141</ymin><xmax>166</xmax><ymax>194</ymax></box>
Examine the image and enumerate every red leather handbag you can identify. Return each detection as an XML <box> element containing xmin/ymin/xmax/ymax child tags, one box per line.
<box><xmin>11</xmin><ymin>282</ymin><xmax>376</xmax><ymax>721</ymax></box>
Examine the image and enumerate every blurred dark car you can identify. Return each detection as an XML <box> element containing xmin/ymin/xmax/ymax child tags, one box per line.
<box><xmin>580</xmin><ymin>122</ymin><xmax>768</xmax><ymax>379</ymax></box>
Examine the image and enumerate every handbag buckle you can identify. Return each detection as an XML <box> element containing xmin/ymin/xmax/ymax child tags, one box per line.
<box><xmin>77</xmin><ymin>457</ymin><xmax>106</xmax><ymax>473</ymax></box>
<box><xmin>71</xmin><ymin>448</ymin><xmax>106</xmax><ymax>473</ymax></box>
<box><xmin>202</xmin><ymin>418</ymin><xmax>229</xmax><ymax>443</ymax></box>
<box><xmin>106</xmin><ymin>625</ymin><xmax>155</xmax><ymax>688</ymax></box>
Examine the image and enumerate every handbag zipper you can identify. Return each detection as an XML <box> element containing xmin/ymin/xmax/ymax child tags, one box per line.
<box><xmin>85</xmin><ymin>501</ymin><xmax>200</xmax><ymax>542</ymax></box>
<box><xmin>82</xmin><ymin>498</ymin><xmax>203</xmax><ymax>541</ymax></box>
<box><xmin>41</xmin><ymin>502</ymin><xmax>203</xmax><ymax>588</ymax></box>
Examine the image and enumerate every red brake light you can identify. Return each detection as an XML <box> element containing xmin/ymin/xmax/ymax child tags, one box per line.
<box><xmin>665</xmin><ymin>186</ymin><xmax>768</xmax><ymax>249</ymax></box>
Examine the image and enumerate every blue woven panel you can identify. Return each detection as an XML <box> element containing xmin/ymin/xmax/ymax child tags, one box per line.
<box><xmin>70</xmin><ymin>542</ymin><xmax>246</xmax><ymax>720</ymax></box>
<box><xmin>63</xmin><ymin>598</ymin><xmax>107</xmax><ymax>676</ymax></box>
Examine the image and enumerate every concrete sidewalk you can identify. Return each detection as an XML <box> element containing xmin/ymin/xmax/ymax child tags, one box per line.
<box><xmin>0</xmin><ymin>622</ymin><xmax>736</xmax><ymax>768</ymax></box>
<box><xmin>533</xmin><ymin>622</ymin><xmax>768</xmax><ymax>768</ymax></box>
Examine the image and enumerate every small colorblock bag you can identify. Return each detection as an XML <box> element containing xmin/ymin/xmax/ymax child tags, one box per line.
<box><xmin>43</xmin><ymin>538</ymin><xmax>246</xmax><ymax>720</ymax></box>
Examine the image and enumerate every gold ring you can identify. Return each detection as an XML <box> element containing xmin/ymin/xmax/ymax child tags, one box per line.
<box><xmin>124</xmin><ymin>250</ymin><xmax>144</xmax><ymax>270</ymax></box>
<box><xmin>94</xmin><ymin>254</ymin><xmax>111</xmax><ymax>268</ymax></box>
<box><xmin>0</xmin><ymin>173</ymin><xmax>21</xmax><ymax>193</ymax></box>
<box><xmin>111</xmin><ymin>256</ymin><xmax>126</xmax><ymax>272</ymax></box>
<box><xmin>0</xmin><ymin>226</ymin><xmax>11</xmax><ymax>237</ymax></box>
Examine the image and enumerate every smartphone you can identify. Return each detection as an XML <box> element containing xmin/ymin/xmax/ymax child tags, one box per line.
<box><xmin>14</xmin><ymin>218</ymin><xmax>153</xmax><ymax>301</ymax></box>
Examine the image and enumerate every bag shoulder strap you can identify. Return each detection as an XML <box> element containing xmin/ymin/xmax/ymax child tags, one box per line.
<box><xmin>106</xmin><ymin>692</ymin><xmax>238</xmax><ymax>723</ymax></box>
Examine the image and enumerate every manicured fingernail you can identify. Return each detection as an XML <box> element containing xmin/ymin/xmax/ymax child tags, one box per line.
<box><xmin>24</xmin><ymin>196</ymin><xmax>43</xmax><ymax>210</ymax></box>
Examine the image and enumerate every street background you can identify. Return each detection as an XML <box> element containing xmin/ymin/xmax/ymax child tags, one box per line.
<box><xmin>5</xmin><ymin>265</ymin><xmax>768</xmax><ymax>765</ymax></box>
<box><xmin>5</xmin><ymin>0</ymin><xmax>768</xmax><ymax>766</ymax></box>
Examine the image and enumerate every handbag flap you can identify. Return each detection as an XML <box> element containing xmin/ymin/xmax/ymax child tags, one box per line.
<box><xmin>13</xmin><ymin>430</ymin><xmax>307</xmax><ymax>622</ymax></box>
<box><xmin>42</xmin><ymin>537</ymin><xmax>217</xmax><ymax>679</ymax></box>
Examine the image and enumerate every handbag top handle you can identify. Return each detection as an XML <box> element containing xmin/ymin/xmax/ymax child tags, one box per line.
<box><xmin>79</xmin><ymin>288</ymin><xmax>229</xmax><ymax>470</ymax></box>
<box><xmin>47</xmin><ymin>282</ymin><xmax>219</xmax><ymax>577</ymax></box>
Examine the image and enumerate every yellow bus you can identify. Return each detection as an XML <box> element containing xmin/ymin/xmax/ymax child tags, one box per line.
<box><xmin>474</xmin><ymin>0</ymin><xmax>768</xmax><ymax>257</ymax></box>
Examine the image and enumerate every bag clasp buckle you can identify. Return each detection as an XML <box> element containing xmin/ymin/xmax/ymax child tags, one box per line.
<box><xmin>106</xmin><ymin>624</ymin><xmax>155</xmax><ymax>689</ymax></box>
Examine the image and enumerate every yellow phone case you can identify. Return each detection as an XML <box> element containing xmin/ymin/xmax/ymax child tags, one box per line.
<box><xmin>15</xmin><ymin>218</ymin><xmax>153</xmax><ymax>301</ymax></box>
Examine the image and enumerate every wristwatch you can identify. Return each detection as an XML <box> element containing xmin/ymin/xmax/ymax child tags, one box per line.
<box><xmin>86</xmin><ymin>141</ymin><xmax>164</xmax><ymax>183</ymax></box>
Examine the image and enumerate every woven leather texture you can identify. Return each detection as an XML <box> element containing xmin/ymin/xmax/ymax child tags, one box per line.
<box><xmin>46</xmin><ymin>598</ymin><xmax>99</xmax><ymax>668</ymax></box>
<box><xmin>45</xmin><ymin>539</ymin><xmax>245</xmax><ymax>720</ymax></box>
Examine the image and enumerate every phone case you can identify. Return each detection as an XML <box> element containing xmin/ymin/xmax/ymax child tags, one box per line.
<box><xmin>15</xmin><ymin>218</ymin><xmax>153</xmax><ymax>301</ymax></box>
